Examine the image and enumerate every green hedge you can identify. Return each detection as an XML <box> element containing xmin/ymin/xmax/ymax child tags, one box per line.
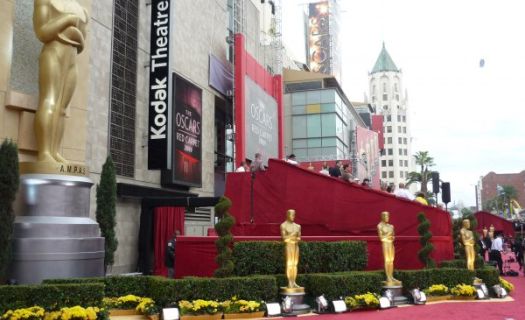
<box><xmin>233</xmin><ymin>241</ymin><xmax>367</xmax><ymax>276</ymax></box>
<box><xmin>43</xmin><ymin>275</ymin><xmax>149</xmax><ymax>297</ymax></box>
<box><xmin>395</xmin><ymin>268</ymin><xmax>474</xmax><ymax>290</ymax></box>
<box><xmin>476</xmin><ymin>267</ymin><xmax>500</xmax><ymax>287</ymax></box>
<box><xmin>0</xmin><ymin>283</ymin><xmax>104</xmax><ymax>313</ymax></box>
<box><xmin>439</xmin><ymin>258</ymin><xmax>484</xmax><ymax>269</ymax></box>
<box><xmin>147</xmin><ymin>275</ymin><xmax>278</xmax><ymax>307</ymax></box>
<box><xmin>304</xmin><ymin>272</ymin><xmax>383</xmax><ymax>300</ymax></box>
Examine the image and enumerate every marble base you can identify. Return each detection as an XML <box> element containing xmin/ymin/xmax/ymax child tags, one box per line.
<box><xmin>280</xmin><ymin>291</ymin><xmax>311</xmax><ymax>315</ymax></box>
<box><xmin>9</xmin><ymin>174</ymin><xmax>104</xmax><ymax>284</ymax></box>
<box><xmin>382</xmin><ymin>285</ymin><xmax>409</xmax><ymax>306</ymax></box>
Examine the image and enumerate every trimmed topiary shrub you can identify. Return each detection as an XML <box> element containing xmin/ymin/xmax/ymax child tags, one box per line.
<box><xmin>214</xmin><ymin>197</ymin><xmax>236</xmax><ymax>277</ymax></box>
<box><xmin>0</xmin><ymin>140</ymin><xmax>19</xmax><ymax>282</ymax></box>
<box><xmin>0</xmin><ymin>283</ymin><xmax>104</xmax><ymax>313</ymax></box>
<box><xmin>96</xmin><ymin>156</ymin><xmax>118</xmax><ymax>271</ymax></box>
<box><xmin>417</xmin><ymin>212</ymin><xmax>435</xmax><ymax>268</ymax></box>
<box><xmin>233</xmin><ymin>241</ymin><xmax>367</xmax><ymax>276</ymax></box>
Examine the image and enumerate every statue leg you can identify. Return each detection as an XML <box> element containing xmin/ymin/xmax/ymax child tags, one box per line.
<box><xmin>36</xmin><ymin>47</ymin><xmax>61</xmax><ymax>163</ymax></box>
<box><xmin>285</xmin><ymin>244</ymin><xmax>294</xmax><ymax>287</ymax></box>
<box><xmin>52</xmin><ymin>49</ymin><xmax>77</xmax><ymax>163</ymax></box>
<box><xmin>291</xmin><ymin>244</ymin><xmax>299</xmax><ymax>287</ymax></box>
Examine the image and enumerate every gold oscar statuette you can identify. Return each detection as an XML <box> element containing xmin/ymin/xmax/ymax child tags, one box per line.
<box><xmin>280</xmin><ymin>209</ymin><xmax>304</xmax><ymax>294</ymax></box>
<box><xmin>377</xmin><ymin>211</ymin><xmax>401</xmax><ymax>286</ymax></box>
<box><xmin>21</xmin><ymin>0</ymin><xmax>89</xmax><ymax>176</ymax></box>
<box><xmin>460</xmin><ymin>219</ymin><xmax>482</xmax><ymax>284</ymax></box>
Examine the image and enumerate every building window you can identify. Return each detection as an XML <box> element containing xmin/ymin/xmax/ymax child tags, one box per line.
<box><xmin>389</xmin><ymin>171</ymin><xmax>394</xmax><ymax>178</ymax></box>
<box><xmin>387</xmin><ymin>126</ymin><xmax>392</xmax><ymax>133</ymax></box>
<box><xmin>405</xmin><ymin>160</ymin><xmax>408</xmax><ymax>167</ymax></box>
<box><xmin>396</xmin><ymin>94</ymin><xmax>399</xmax><ymax>101</ymax></box>
<box><xmin>383</xmin><ymin>82</ymin><xmax>387</xmax><ymax>92</ymax></box>
<box><xmin>394</xmin><ymin>83</ymin><xmax>398</xmax><ymax>92</ymax></box>
<box><xmin>400</xmin><ymin>171</ymin><xmax>404</xmax><ymax>178</ymax></box>
<box><xmin>381</xmin><ymin>160</ymin><xmax>387</xmax><ymax>167</ymax></box>
<box><xmin>398</xmin><ymin>137</ymin><xmax>402</xmax><ymax>144</ymax></box>
<box><xmin>382</xmin><ymin>171</ymin><xmax>387</xmax><ymax>179</ymax></box>
<box><xmin>403</xmin><ymin>127</ymin><xmax>407</xmax><ymax>133</ymax></box>
<box><xmin>398</xmin><ymin>149</ymin><xmax>403</xmax><ymax>155</ymax></box>
<box><xmin>398</xmin><ymin>126</ymin><xmax>402</xmax><ymax>133</ymax></box>
<box><xmin>404</xmin><ymin>138</ymin><xmax>407</xmax><ymax>144</ymax></box>
<box><xmin>386</xmin><ymin>115</ymin><xmax>391</xmax><ymax>122</ymax></box>
<box><xmin>404</xmin><ymin>149</ymin><xmax>408</xmax><ymax>156</ymax></box>
<box><xmin>387</xmin><ymin>137</ymin><xmax>392</xmax><ymax>144</ymax></box>
<box><xmin>402</xmin><ymin>115</ymin><xmax>406</xmax><ymax>122</ymax></box>
<box><xmin>388</xmin><ymin>160</ymin><xmax>393</xmax><ymax>166</ymax></box>
<box><xmin>399</xmin><ymin>160</ymin><xmax>403</xmax><ymax>167</ymax></box>
<box><xmin>372</xmin><ymin>84</ymin><xmax>376</xmax><ymax>95</ymax></box>
<box><xmin>388</xmin><ymin>148</ymin><xmax>393</xmax><ymax>155</ymax></box>
<box><xmin>109</xmin><ymin>0</ymin><xmax>139</xmax><ymax>177</ymax></box>
<box><xmin>397</xmin><ymin>115</ymin><xmax>401</xmax><ymax>122</ymax></box>
<box><xmin>383</xmin><ymin>94</ymin><xmax>388</xmax><ymax>101</ymax></box>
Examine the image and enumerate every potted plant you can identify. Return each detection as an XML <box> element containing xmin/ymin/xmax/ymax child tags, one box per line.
<box><xmin>221</xmin><ymin>297</ymin><xmax>265</xmax><ymax>319</ymax></box>
<box><xmin>450</xmin><ymin>284</ymin><xmax>476</xmax><ymax>300</ymax></box>
<box><xmin>106</xmin><ymin>295</ymin><xmax>145</xmax><ymax>316</ymax></box>
<box><xmin>423</xmin><ymin>284</ymin><xmax>451</xmax><ymax>302</ymax></box>
<box><xmin>44</xmin><ymin>306</ymin><xmax>108</xmax><ymax>320</ymax></box>
<box><xmin>178</xmin><ymin>299</ymin><xmax>221</xmax><ymax>320</ymax></box>
<box><xmin>499</xmin><ymin>277</ymin><xmax>514</xmax><ymax>294</ymax></box>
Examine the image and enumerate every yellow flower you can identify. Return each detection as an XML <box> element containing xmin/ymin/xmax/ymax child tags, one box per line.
<box><xmin>499</xmin><ymin>277</ymin><xmax>514</xmax><ymax>293</ymax></box>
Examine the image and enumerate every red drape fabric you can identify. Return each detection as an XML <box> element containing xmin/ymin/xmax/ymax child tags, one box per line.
<box><xmin>153</xmin><ymin>207</ymin><xmax>185</xmax><ymax>276</ymax></box>
<box><xmin>474</xmin><ymin>211</ymin><xmax>515</xmax><ymax>236</ymax></box>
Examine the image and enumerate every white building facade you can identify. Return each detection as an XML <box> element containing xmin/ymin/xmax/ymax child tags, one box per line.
<box><xmin>368</xmin><ymin>44</ymin><xmax>414</xmax><ymax>189</ymax></box>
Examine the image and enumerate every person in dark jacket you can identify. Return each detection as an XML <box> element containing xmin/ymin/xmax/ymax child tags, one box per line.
<box><xmin>165</xmin><ymin>230</ymin><xmax>180</xmax><ymax>278</ymax></box>
<box><xmin>329</xmin><ymin>160</ymin><xmax>342</xmax><ymax>177</ymax></box>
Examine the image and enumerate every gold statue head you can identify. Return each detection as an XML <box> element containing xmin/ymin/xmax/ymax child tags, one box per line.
<box><xmin>286</xmin><ymin>209</ymin><xmax>296</xmax><ymax>222</ymax></box>
<box><xmin>381</xmin><ymin>211</ymin><xmax>390</xmax><ymax>223</ymax></box>
<box><xmin>462</xmin><ymin>219</ymin><xmax>470</xmax><ymax>229</ymax></box>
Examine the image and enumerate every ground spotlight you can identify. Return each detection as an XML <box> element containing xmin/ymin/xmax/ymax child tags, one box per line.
<box><xmin>492</xmin><ymin>285</ymin><xmax>508</xmax><ymax>298</ymax></box>
<box><xmin>331</xmin><ymin>298</ymin><xmax>347</xmax><ymax>313</ymax></box>
<box><xmin>162</xmin><ymin>308</ymin><xmax>179</xmax><ymax>320</ymax></box>
<box><xmin>265</xmin><ymin>302</ymin><xmax>281</xmax><ymax>317</ymax></box>
<box><xmin>410</xmin><ymin>288</ymin><xmax>426</xmax><ymax>305</ymax></box>
<box><xmin>315</xmin><ymin>295</ymin><xmax>329</xmax><ymax>313</ymax></box>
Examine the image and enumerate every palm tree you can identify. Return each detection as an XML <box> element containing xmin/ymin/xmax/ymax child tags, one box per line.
<box><xmin>406</xmin><ymin>151</ymin><xmax>435</xmax><ymax>193</ymax></box>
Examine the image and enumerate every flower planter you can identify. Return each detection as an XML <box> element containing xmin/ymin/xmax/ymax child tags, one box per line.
<box><xmin>223</xmin><ymin>311</ymin><xmax>265</xmax><ymax>319</ymax></box>
<box><xmin>451</xmin><ymin>296</ymin><xmax>476</xmax><ymax>301</ymax></box>
<box><xmin>147</xmin><ymin>314</ymin><xmax>160</xmax><ymax>320</ymax></box>
<box><xmin>426</xmin><ymin>295</ymin><xmax>452</xmax><ymax>302</ymax></box>
<box><xmin>109</xmin><ymin>309</ymin><xmax>143</xmax><ymax>316</ymax></box>
<box><xmin>180</xmin><ymin>314</ymin><xmax>223</xmax><ymax>320</ymax></box>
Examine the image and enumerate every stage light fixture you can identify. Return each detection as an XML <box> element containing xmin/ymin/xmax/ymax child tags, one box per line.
<box><xmin>162</xmin><ymin>308</ymin><xmax>179</xmax><ymax>320</ymax></box>
<box><xmin>315</xmin><ymin>295</ymin><xmax>329</xmax><ymax>313</ymax></box>
<box><xmin>379</xmin><ymin>297</ymin><xmax>392</xmax><ymax>309</ymax></box>
<box><xmin>410</xmin><ymin>288</ymin><xmax>426</xmax><ymax>305</ymax></box>
<box><xmin>492</xmin><ymin>285</ymin><xmax>508</xmax><ymax>298</ymax></box>
<box><xmin>481</xmin><ymin>284</ymin><xmax>489</xmax><ymax>297</ymax></box>
<box><xmin>265</xmin><ymin>303</ymin><xmax>281</xmax><ymax>317</ymax></box>
<box><xmin>281</xmin><ymin>296</ymin><xmax>293</xmax><ymax>314</ymax></box>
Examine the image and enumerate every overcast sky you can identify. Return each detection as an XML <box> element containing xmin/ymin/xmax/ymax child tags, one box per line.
<box><xmin>282</xmin><ymin>0</ymin><xmax>525</xmax><ymax>207</ymax></box>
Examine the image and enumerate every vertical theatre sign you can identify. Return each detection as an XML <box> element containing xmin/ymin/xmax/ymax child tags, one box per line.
<box><xmin>308</xmin><ymin>1</ymin><xmax>331</xmax><ymax>74</ymax></box>
<box><xmin>162</xmin><ymin>74</ymin><xmax>202</xmax><ymax>187</ymax></box>
<box><xmin>148</xmin><ymin>0</ymin><xmax>171</xmax><ymax>169</ymax></box>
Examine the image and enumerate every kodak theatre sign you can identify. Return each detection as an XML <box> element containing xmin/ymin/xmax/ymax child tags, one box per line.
<box><xmin>148</xmin><ymin>0</ymin><xmax>171</xmax><ymax>169</ymax></box>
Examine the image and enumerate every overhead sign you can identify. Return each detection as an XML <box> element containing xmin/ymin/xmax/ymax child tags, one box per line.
<box><xmin>244</xmin><ymin>76</ymin><xmax>278</xmax><ymax>165</ymax></box>
<box><xmin>308</xmin><ymin>1</ymin><xmax>331</xmax><ymax>74</ymax></box>
<box><xmin>148</xmin><ymin>0</ymin><xmax>172</xmax><ymax>169</ymax></box>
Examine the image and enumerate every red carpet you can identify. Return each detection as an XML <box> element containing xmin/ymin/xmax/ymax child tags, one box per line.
<box><xmin>310</xmin><ymin>253</ymin><xmax>524</xmax><ymax>320</ymax></box>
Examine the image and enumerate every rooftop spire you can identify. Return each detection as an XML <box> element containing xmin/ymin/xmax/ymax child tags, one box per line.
<box><xmin>371</xmin><ymin>43</ymin><xmax>399</xmax><ymax>74</ymax></box>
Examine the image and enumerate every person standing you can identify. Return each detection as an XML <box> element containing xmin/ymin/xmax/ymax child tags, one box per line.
<box><xmin>490</xmin><ymin>232</ymin><xmax>504</xmax><ymax>275</ymax></box>
<box><xmin>328</xmin><ymin>160</ymin><xmax>342</xmax><ymax>177</ymax></box>
<box><xmin>414</xmin><ymin>192</ymin><xmax>428</xmax><ymax>205</ymax></box>
<box><xmin>251</xmin><ymin>153</ymin><xmax>266</xmax><ymax>172</ymax></box>
<box><xmin>394</xmin><ymin>183</ymin><xmax>415</xmax><ymax>200</ymax></box>
<box><xmin>319</xmin><ymin>162</ymin><xmax>329</xmax><ymax>176</ymax></box>
<box><xmin>165</xmin><ymin>230</ymin><xmax>180</xmax><ymax>278</ymax></box>
<box><xmin>513</xmin><ymin>236</ymin><xmax>524</xmax><ymax>270</ymax></box>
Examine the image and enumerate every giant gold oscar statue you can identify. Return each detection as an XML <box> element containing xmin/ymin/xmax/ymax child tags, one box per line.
<box><xmin>460</xmin><ymin>219</ymin><xmax>482</xmax><ymax>284</ymax></box>
<box><xmin>280</xmin><ymin>209</ymin><xmax>304</xmax><ymax>294</ymax></box>
<box><xmin>20</xmin><ymin>0</ymin><xmax>89</xmax><ymax>175</ymax></box>
<box><xmin>377</xmin><ymin>211</ymin><xmax>401</xmax><ymax>286</ymax></box>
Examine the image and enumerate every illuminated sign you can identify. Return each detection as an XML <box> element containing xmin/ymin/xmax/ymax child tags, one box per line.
<box><xmin>308</xmin><ymin>1</ymin><xmax>331</xmax><ymax>74</ymax></box>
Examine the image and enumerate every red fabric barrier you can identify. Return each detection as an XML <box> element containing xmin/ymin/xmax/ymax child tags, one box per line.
<box><xmin>474</xmin><ymin>211</ymin><xmax>515</xmax><ymax>236</ymax></box>
<box><xmin>153</xmin><ymin>207</ymin><xmax>185</xmax><ymax>276</ymax></box>
<box><xmin>175</xmin><ymin>235</ymin><xmax>453</xmax><ymax>278</ymax></box>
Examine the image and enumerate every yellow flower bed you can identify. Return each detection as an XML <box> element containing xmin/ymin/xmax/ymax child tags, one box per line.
<box><xmin>499</xmin><ymin>277</ymin><xmax>514</xmax><ymax>293</ymax></box>
<box><xmin>344</xmin><ymin>292</ymin><xmax>380</xmax><ymax>310</ymax></box>
<box><xmin>424</xmin><ymin>284</ymin><xmax>449</xmax><ymax>296</ymax></box>
<box><xmin>1</xmin><ymin>306</ymin><xmax>45</xmax><ymax>320</ymax></box>
<box><xmin>178</xmin><ymin>300</ymin><xmax>220</xmax><ymax>316</ymax></box>
<box><xmin>220</xmin><ymin>297</ymin><xmax>263</xmax><ymax>314</ymax></box>
<box><xmin>450</xmin><ymin>284</ymin><xmax>476</xmax><ymax>297</ymax></box>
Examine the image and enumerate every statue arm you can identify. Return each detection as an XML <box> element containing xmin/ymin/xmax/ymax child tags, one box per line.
<box><xmin>297</xmin><ymin>225</ymin><xmax>301</xmax><ymax>241</ymax></box>
<box><xmin>33</xmin><ymin>0</ymin><xmax>80</xmax><ymax>43</ymax></box>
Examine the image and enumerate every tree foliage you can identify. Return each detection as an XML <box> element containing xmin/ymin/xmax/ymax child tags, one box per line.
<box><xmin>417</xmin><ymin>212</ymin><xmax>435</xmax><ymax>268</ymax></box>
<box><xmin>96</xmin><ymin>156</ymin><xmax>118</xmax><ymax>270</ymax></box>
<box><xmin>214</xmin><ymin>196</ymin><xmax>236</xmax><ymax>277</ymax></box>
<box><xmin>406</xmin><ymin>151</ymin><xmax>436</xmax><ymax>193</ymax></box>
<box><xmin>0</xmin><ymin>140</ymin><xmax>19</xmax><ymax>281</ymax></box>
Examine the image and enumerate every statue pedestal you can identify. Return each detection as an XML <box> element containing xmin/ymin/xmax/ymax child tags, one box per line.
<box><xmin>382</xmin><ymin>284</ymin><xmax>409</xmax><ymax>306</ymax></box>
<box><xmin>279</xmin><ymin>287</ymin><xmax>311</xmax><ymax>315</ymax></box>
<box><xmin>9</xmin><ymin>174</ymin><xmax>105</xmax><ymax>284</ymax></box>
